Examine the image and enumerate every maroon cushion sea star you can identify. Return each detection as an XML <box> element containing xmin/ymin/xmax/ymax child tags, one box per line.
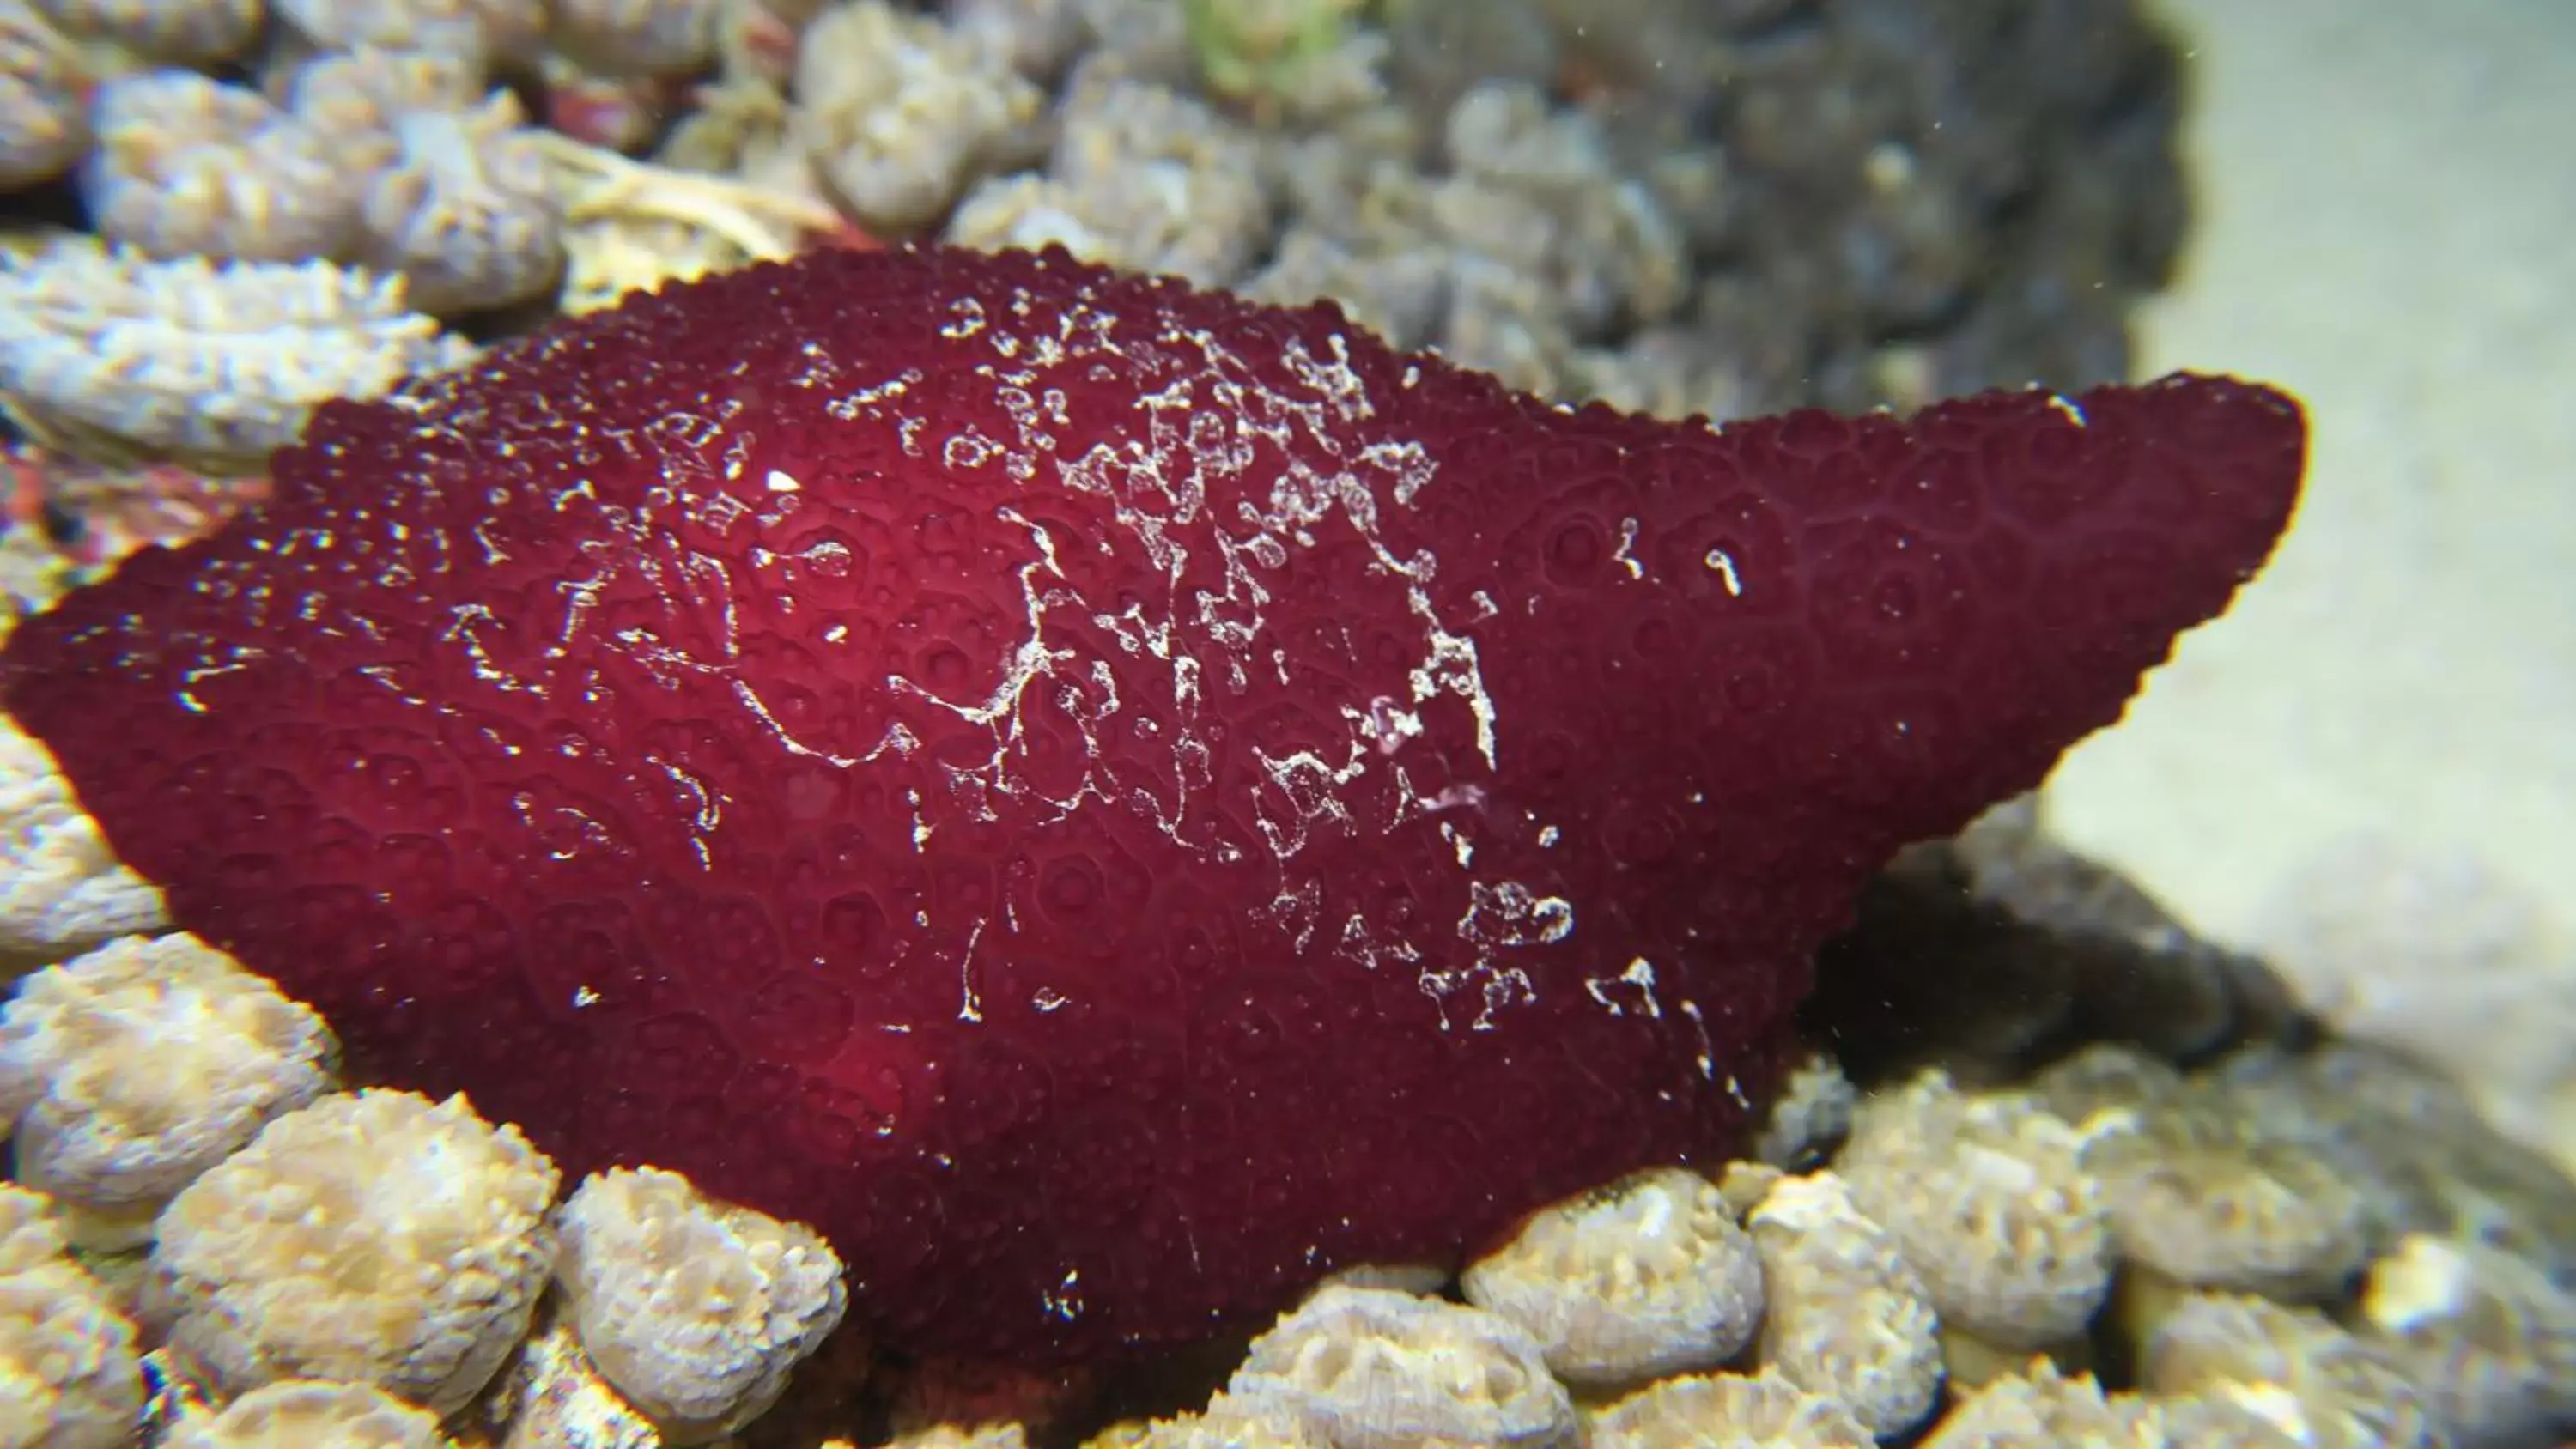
<box><xmin>0</xmin><ymin>246</ymin><xmax>2302</xmax><ymax>1363</ymax></box>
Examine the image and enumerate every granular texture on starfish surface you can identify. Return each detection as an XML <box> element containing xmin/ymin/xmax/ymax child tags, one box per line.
<box><xmin>0</xmin><ymin>245</ymin><xmax>2304</xmax><ymax>1363</ymax></box>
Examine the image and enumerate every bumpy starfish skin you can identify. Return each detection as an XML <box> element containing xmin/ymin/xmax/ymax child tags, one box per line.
<box><xmin>0</xmin><ymin>246</ymin><xmax>2302</xmax><ymax>1361</ymax></box>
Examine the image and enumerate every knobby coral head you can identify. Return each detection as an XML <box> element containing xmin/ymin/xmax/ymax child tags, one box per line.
<box><xmin>0</xmin><ymin>245</ymin><xmax>2304</xmax><ymax>1364</ymax></box>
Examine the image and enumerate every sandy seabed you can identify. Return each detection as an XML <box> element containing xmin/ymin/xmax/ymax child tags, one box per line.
<box><xmin>2049</xmin><ymin>0</ymin><xmax>2576</xmax><ymax>1162</ymax></box>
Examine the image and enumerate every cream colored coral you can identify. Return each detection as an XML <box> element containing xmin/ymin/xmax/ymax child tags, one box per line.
<box><xmin>945</xmin><ymin>175</ymin><xmax>1108</xmax><ymax>265</ymax></box>
<box><xmin>2359</xmin><ymin>1233</ymin><xmax>2576</xmax><ymax>1447</ymax></box>
<box><xmin>1236</xmin><ymin>225</ymin><xmax>1448</xmax><ymax>351</ymax></box>
<box><xmin>268</xmin><ymin>50</ymin><xmax>564</xmax><ymax>316</ymax></box>
<box><xmin>882</xmin><ymin>1428</ymin><xmax>1029</xmax><ymax>1449</ymax></box>
<box><xmin>1085</xmin><ymin>1395</ymin><xmax>1326</xmax><ymax>1448</ymax></box>
<box><xmin>793</xmin><ymin>0</ymin><xmax>1042</xmax><ymax>234</ymax></box>
<box><xmin>351</xmin><ymin>93</ymin><xmax>564</xmax><ymax>315</ymax></box>
<box><xmin>2084</xmin><ymin>1098</ymin><xmax>2368</xmax><ymax>1303</ymax></box>
<box><xmin>1748</xmin><ymin>1172</ymin><xmax>1943</xmax><ymax>1439</ymax></box>
<box><xmin>0</xmin><ymin>1268</ymin><xmax>144</xmax><ymax>1449</ymax></box>
<box><xmin>161</xmin><ymin>1379</ymin><xmax>443</xmax><ymax>1449</ymax></box>
<box><xmin>0</xmin><ymin>233</ymin><xmax>477</xmax><ymax>469</ymax></box>
<box><xmin>0</xmin><ymin>3</ymin><xmax>86</xmax><ymax>190</ymax></box>
<box><xmin>1919</xmin><ymin>1361</ymin><xmax>2159</xmax><ymax>1449</ymax></box>
<box><xmin>1460</xmin><ymin>1166</ymin><xmax>1760</xmax><ymax>1391</ymax></box>
<box><xmin>0</xmin><ymin>1185</ymin><xmax>65</xmax><ymax>1276</ymax></box>
<box><xmin>2147</xmin><ymin>1393</ymin><xmax>2336</xmax><ymax>1446</ymax></box>
<box><xmin>1225</xmin><ymin>1284</ymin><xmax>1577</xmax><ymax>1449</ymax></box>
<box><xmin>1586</xmin><ymin>1368</ymin><xmax>1871</xmax><ymax>1449</ymax></box>
<box><xmin>284</xmin><ymin>47</ymin><xmax>485</xmax><ymax>133</ymax></box>
<box><xmin>33</xmin><ymin>0</ymin><xmax>259</xmax><ymax>67</ymax></box>
<box><xmin>1314</xmin><ymin>1262</ymin><xmax>1451</xmax><ymax>1297</ymax></box>
<box><xmin>950</xmin><ymin>0</ymin><xmax>1086</xmax><ymax>78</ymax></box>
<box><xmin>553</xmin><ymin>1166</ymin><xmax>846</xmax><ymax>1443</ymax></box>
<box><xmin>1568</xmin><ymin>331</ymin><xmax>1752</xmax><ymax>425</ymax></box>
<box><xmin>2139</xmin><ymin>1292</ymin><xmax>2441</xmax><ymax>1449</ymax></box>
<box><xmin>1715</xmin><ymin>1160</ymin><xmax>1787</xmax><ymax>1221</ymax></box>
<box><xmin>2218</xmin><ymin>1040</ymin><xmax>2576</xmax><ymax>1277</ymax></box>
<box><xmin>1838</xmin><ymin>1071</ymin><xmax>2119</xmax><ymax>1349</ymax></box>
<box><xmin>490</xmin><ymin>1314</ymin><xmax>661</xmax><ymax>1449</ymax></box>
<box><xmin>538</xmin><ymin>130</ymin><xmax>847</xmax><ymax>314</ymax></box>
<box><xmin>0</xmin><ymin>714</ymin><xmax>166</xmax><ymax>968</ymax></box>
<box><xmin>0</xmin><ymin>933</ymin><xmax>337</xmax><ymax>1250</ymax></box>
<box><xmin>1180</xmin><ymin>0</ymin><xmax>1382</xmax><ymax>124</ymax></box>
<box><xmin>1028</xmin><ymin>75</ymin><xmax>1273</xmax><ymax>287</ymax></box>
<box><xmin>1430</xmin><ymin>252</ymin><xmax>1571</xmax><ymax>398</ymax></box>
<box><xmin>1439</xmin><ymin>81</ymin><xmax>1687</xmax><ymax>335</ymax></box>
<box><xmin>143</xmin><ymin>1088</ymin><xmax>559</xmax><ymax>1414</ymax></box>
<box><xmin>2027</xmin><ymin>1041</ymin><xmax>2184</xmax><ymax>1125</ymax></box>
<box><xmin>81</xmin><ymin>70</ymin><xmax>356</xmax><ymax>263</ymax></box>
<box><xmin>884</xmin><ymin>1360</ymin><xmax>1090</xmax><ymax>1444</ymax></box>
<box><xmin>1949</xmin><ymin>796</ymin><xmax>2288</xmax><ymax>1060</ymax></box>
<box><xmin>1751</xmin><ymin>1052</ymin><xmax>1857</xmax><ymax>1168</ymax></box>
<box><xmin>550</xmin><ymin>0</ymin><xmax>720</xmax><ymax>76</ymax></box>
<box><xmin>653</xmin><ymin>70</ymin><xmax>799</xmax><ymax>178</ymax></box>
<box><xmin>270</xmin><ymin>0</ymin><xmax>546</xmax><ymax>69</ymax></box>
<box><xmin>0</xmin><ymin>1185</ymin><xmax>145</xmax><ymax>1449</ymax></box>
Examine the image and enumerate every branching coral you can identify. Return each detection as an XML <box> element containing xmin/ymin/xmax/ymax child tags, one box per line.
<box><xmin>1236</xmin><ymin>225</ymin><xmax>1449</xmax><ymax>350</ymax></box>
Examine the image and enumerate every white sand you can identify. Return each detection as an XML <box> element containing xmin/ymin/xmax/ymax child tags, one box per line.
<box><xmin>2044</xmin><ymin>0</ymin><xmax>2576</xmax><ymax>1153</ymax></box>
